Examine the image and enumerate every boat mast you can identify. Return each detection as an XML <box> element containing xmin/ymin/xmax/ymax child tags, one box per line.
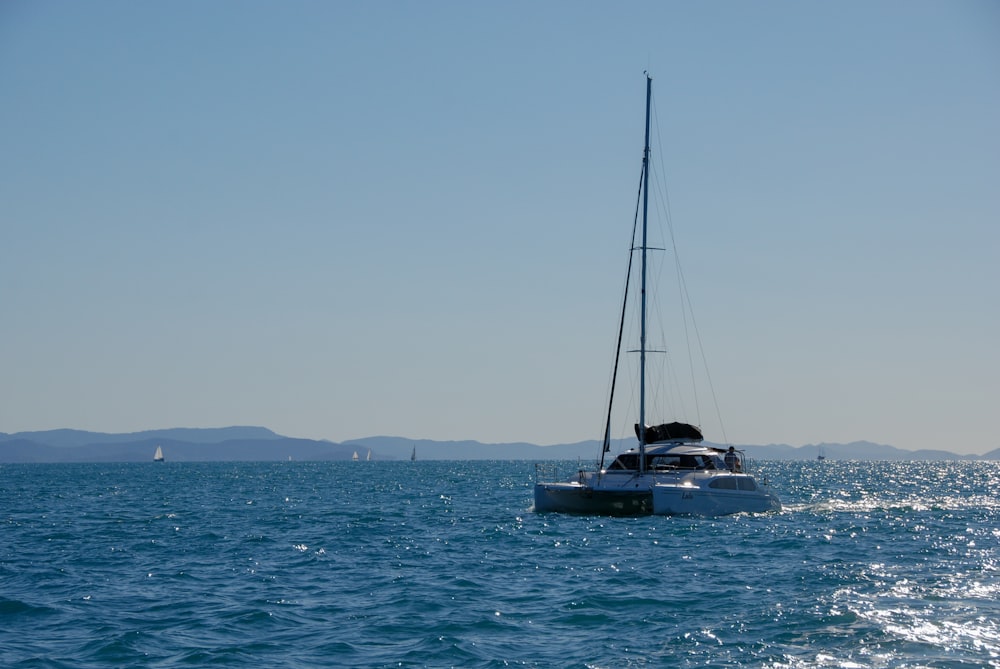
<box><xmin>638</xmin><ymin>73</ymin><xmax>652</xmax><ymax>474</ymax></box>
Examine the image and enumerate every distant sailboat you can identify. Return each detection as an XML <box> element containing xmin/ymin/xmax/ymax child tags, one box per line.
<box><xmin>817</xmin><ymin>446</ymin><xmax>826</xmax><ymax>461</ymax></box>
<box><xmin>411</xmin><ymin>445</ymin><xmax>416</xmax><ymax>462</ymax></box>
<box><xmin>352</xmin><ymin>451</ymin><xmax>359</xmax><ymax>461</ymax></box>
<box><xmin>366</xmin><ymin>449</ymin><xmax>372</xmax><ymax>461</ymax></box>
<box><xmin>153</xmin><ymin>446</ymin><xmax>164</xmax><ymax>462</ymax></box>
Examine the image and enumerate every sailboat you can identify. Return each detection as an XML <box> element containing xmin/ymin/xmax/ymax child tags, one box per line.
<box><xmin>411</xmin><ymin>445</ymin><xmax>416</xmax><ymax>462</ymax></box>
<box><xmin>153</xmin><ymin>445</ymin><xmax>164</xmax><ymax>462</ymax></box>
<box><xmin>533</xmin><ymin>75</ymin><xmax>780</xmax><ymax>517</ymax></box>
<box><xmin>352</xmin><ymin>451</ymin><xmax>359</xmax><ymax>461</ymax></box>
<box><xmin>366</xmin><ymin>449</ymin><xmax>372</xmax><ymax>461</ymax></box>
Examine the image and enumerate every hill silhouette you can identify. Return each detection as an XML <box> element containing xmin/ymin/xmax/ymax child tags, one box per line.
<box><xmin>1</xmin><ymin>428</ymin><xmax>996</xmax><ymax>463</ymax></box>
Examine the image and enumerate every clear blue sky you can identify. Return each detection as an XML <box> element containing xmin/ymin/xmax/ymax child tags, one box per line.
<box><xmin>2</xmin><ymin>1</ymin><xmax>998</xmax><ymax>454</ymax></box>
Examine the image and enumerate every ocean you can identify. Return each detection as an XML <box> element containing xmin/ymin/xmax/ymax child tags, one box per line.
<box><xmin>2</xmin><ymin>460</ymin><xmax>997</xmax><ymax>668</ymax></box>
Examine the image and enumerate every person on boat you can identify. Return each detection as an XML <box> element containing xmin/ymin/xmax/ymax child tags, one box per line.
<box><xmin>724</xmin><ymin>447</ymin><xmax>742</xmax><ymax>472</ymax></box>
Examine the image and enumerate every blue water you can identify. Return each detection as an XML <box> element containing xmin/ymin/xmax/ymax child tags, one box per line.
<box><xmin>2</xmin><ymin>460</ymin><xmax>998</xmax><ymax>668</ymax></box>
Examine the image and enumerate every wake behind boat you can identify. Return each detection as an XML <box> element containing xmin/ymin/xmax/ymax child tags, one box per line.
<box><xmin>533</xmin><ymin>75</ymin><xmax>779</xmax><ymax>517</ymax></box>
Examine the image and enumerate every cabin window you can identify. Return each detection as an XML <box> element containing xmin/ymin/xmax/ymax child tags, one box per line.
<box><xmin>608</xmin><ymin>454</ymin><xmax>639</xmax><ymax>470</ymax></box>
<box><xmin>650</xmin><ymin>455</ymin><xmax>680</xmax><ymax>470</ymax></box>
<box><xmin>737</xmin><ymin>478</ymin><xmax>758</xmax><ymax>491</ymax></box>
<box><xmin>675</xmin><ymin>455</ymin><xmax>716</xmax><ymax>470</ymax></box>
<box><xmin>709</xmin><ymin>478</ymin><xmax>738</xmax><ymax>490</ymax></box>
<box><xmin>668</xmin><ymin>455</ymin><xmax>693</xmax><ymax>469</ymax></box>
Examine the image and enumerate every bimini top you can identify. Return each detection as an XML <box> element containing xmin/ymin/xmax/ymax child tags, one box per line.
<box><xmin>634</xmin><ymin>422</ymin><xmax>704</xmax><ymax>444</ymax></box>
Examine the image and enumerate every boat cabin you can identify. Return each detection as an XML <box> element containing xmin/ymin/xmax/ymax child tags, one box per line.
<box><xmin>606</xmin><ymin>445</ymin><xmax>726</xmax><ymax>472</ymax></box>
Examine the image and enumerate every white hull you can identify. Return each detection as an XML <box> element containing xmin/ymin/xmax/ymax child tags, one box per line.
<box><xmin>652</xmin><ymin>477</ymin><xmax>780</xmax><ymax>516</ymax></box>
<box><xmin>535</xmin><ymin>462</ymin><xmax>780</xmax><ymax>517</ymax></box>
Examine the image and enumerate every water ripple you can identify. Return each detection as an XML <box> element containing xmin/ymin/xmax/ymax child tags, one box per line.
<box><xmin>1</xmin><ymin>460</ymin><xmax>998</xmax><ymax>667</ymax></box>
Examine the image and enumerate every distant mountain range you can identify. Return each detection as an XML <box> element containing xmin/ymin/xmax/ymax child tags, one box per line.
<box><xmin>0</xmin><ymin>427</ymin><xmax>997</xmax><ymax>463</ymax></box>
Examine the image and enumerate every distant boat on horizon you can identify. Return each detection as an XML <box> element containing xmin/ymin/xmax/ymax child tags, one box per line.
<box><xmin>352</xmin><ymin>451</ymin><xmax>359</xmax><ymax>462</ymax></box>
<box><xmin>411</xmin><ymin>445</ymin><xmax>416</xmax><ymax>462</ymax></box>
<box><xmin>366</xmin><ymin>449</ymin><xmax>372</xmax><ymax>461</ymax></box>
<box><xmin>153</xmin><ymin>445</ymin><xmax>164</xmax><ymax>462</ymax></box>
<box><xmin>818</xmin><ymin>446</ymin><xmax>826</xmax><ymax>461</ymax></box>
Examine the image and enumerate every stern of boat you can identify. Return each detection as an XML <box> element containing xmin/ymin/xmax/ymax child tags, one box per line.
<box><xmin>532</xmin><ymin>463</ymin><xmax>653</xmax><ymax>515</ymax></box>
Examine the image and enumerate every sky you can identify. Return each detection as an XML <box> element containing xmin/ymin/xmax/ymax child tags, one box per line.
<box><xmin>2</xmin><ymin>1</ymin><xmax>998</xmax><ymax>454</ymax></box>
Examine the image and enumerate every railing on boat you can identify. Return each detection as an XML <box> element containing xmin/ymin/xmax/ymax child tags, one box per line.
<box><xmin>534</xmin><ymin>461</ymin><xmax>592</xmax><ymax>484</ymax></box>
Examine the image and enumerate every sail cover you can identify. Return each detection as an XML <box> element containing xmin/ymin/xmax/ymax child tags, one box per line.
<box><xmin>634</xmin><ymin>422</ymin><xmax>704</xmax><ymax>444</ymax></box>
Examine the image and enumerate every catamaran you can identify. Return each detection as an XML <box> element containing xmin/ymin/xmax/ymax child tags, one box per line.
<box><xmin>533</xmin><ymin>75</ymin><xmax>780</xmax><ymax>516</ymax></box>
